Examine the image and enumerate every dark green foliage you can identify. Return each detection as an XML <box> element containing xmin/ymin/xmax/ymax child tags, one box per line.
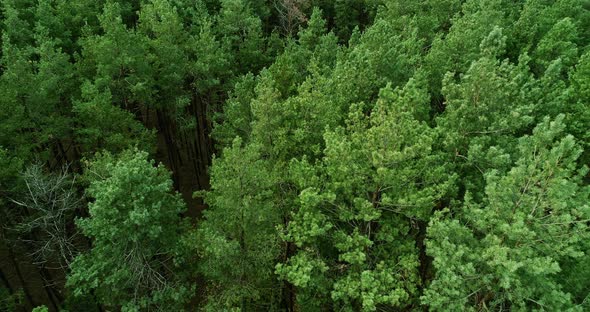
<box><xmin>1</xmin><ymin>0</ymin><xmax>589</xmax><ymax>311</ymax></box>
<box><xmin>205</xmin><ymin>0</ymin><xmax>590</xmax><ymax>310</ymax></box>
<box><xmin>0</xmin><ymin>287</ymin><xmax>23</xmax><ymax>311</ymax></box>
<box><xmin>73</xmin><ymin>81</ymin><xmax>155</xmax><ymax>154</ymax></box>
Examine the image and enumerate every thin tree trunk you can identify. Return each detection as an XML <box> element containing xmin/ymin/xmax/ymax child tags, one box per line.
<box><xmin>0</xmin><ymin>268</ymin><xmax>12</xmax><ymax>293</ymax></box>
<box><xmin>38</xmin><ymin>266</ymin><xmax>62</xmax><ymax>311</ymax></box>
<box><xmin>7</xmin><ymin>245</ymin><xmax>35</xmax><ymax>308</ymax></box>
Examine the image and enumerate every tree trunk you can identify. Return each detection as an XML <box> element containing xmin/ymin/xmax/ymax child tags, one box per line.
<box><xmin>7</xmin><ymin>245</ymin><xmax>35</xmax><ymax>308</ymax></box>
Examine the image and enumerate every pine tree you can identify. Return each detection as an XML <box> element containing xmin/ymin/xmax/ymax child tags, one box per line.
<box><xmin>278</xmin><ymin>81</ymin><xmax>454</xmax><ymax>311</ymax></box>
<box><xmin>424</xmin><ymin>116</ymin><xmax>590</xmax><ymax>311</ymax></box>
<box><xmin>67</xmin><ymin>149</ymin><xmax>196</xmax><ymax>310</ymax></box>
<box><xmin>197</xmin><ymin>138</ymin><xmax>282</xmax><ymax>310</ymax></box>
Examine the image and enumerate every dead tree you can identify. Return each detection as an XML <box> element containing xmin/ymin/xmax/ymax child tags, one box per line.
<box><xmin>274</xmin><ymin>0</ymin><xmax>310</xmax><ymax>36</ymax></box>
<box><xmin>10</xmin><ymin>163</ymin><xmax>82</xmax><ymax>270</ymax></box>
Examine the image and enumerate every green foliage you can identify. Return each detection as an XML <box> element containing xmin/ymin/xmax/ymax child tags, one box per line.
<box><xmin>31</xmin><ymin>305</ymin><xmax>49</xmax><ymax>312</ymax></box>
<box><xmin>196</xmin><ymin>138</ymin><xmax>282</xmax><ymax>310</ymax></box>
<box><xmin>0</xmin><ymin>287</ymin><xmax>23</xmax><ymax>311</ymax></box>
<box><xmin>78</xmin><ymin>1</ymin><xmax>154</xmax><ymax>107</ymax></box>
<box><xmin>1</xmin><ymin>0</ymin><xmax>590</xmax><ymax>310</ymax></box>
<box><xmin>424</xmin><ymin>116</ymin><xmax>590</xmax><ymax>311</ymax></box>
<box><xmin>0</xmin><ymin>148</ymin><xmax>23</xmax><ymax>195</ymax></box>
<box><xmin>212</xmin><ymin>73</ymin><xmax>257</xmax><ymax>145</ymax></box>
<box><xmin>73</xmin><ymin>81</ymin><xmax>155</xmax><ymax>154</ymax></box>
<box><xmin>0</xmin><ymin>11</ymin><xmax>75</xmax><ymax>159</ymax></box>
<box><xmin>67</xmin><ymin>149</ymin><xmax>195</xmax><ymax>310</ymax></box>
<box><xmin>201</xmin><ymin>1</ymin><xmax>590</xmax><ymax>310</ymax></box>
<box><xmin>279</xmin><ymin>83</ymin><xmax>455</xmax><ymax>310</ymax></box>
<box><xmin>424</xmin><ymin>0</ymin><xmax>510</xmax><ymax>97</ymax></box>
<box><xmin>216</xmin><ymin>0</ymin><xmax>268</xmax><ymax>74</ymax></box>
<box><xmin>532</xmin><ymin>17</ymin><xmax>579</xmax><ymax>73</ymax></box>
<box><xmin>568</xmin><ymin>50</ymin><xmax>590</xmax><ymax>164</ymax></box>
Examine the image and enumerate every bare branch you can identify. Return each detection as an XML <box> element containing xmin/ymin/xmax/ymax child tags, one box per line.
<box><xmin>10</xmin><ymin>163</ymin><xmax>83</xmax><ymax>270</ymax></box>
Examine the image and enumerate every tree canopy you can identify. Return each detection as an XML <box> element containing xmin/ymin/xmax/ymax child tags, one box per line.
<box><xmin>0</xmin><ymin>0</ymin><xmax>589</xmax><ymax>311</ymax></box>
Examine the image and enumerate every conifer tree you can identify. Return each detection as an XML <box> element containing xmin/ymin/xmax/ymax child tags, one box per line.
<box><xmin>278</xmin><ymin>81</ymin><xmax>455</xmax><ymax>311</ymax></box>
<box><xmin>67</xmin><ymin>150</ymin><xmax>196</xmax><ymax>311</ymax></box>
<box><xmin>197</xmin><ymin>139</ymin><xmax>282</xmax><ymax>310</ymax></box>
<box><xmin>424</xmin><ymin>116</ymin><xmax>590</xmax><ymax>311</ymax></box>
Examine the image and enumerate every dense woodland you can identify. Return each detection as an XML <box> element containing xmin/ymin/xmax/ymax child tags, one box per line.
<box><xmin>1</xmin><ymin>0</ymin><xmax>590</xmax><ymax>311</ymax></box>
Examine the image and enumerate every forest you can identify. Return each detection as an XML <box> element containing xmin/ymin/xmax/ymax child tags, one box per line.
<box><xmin>1</xmin><ymin>0</ymin><xmax>590</xmax><ymax>311</ymax></box>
